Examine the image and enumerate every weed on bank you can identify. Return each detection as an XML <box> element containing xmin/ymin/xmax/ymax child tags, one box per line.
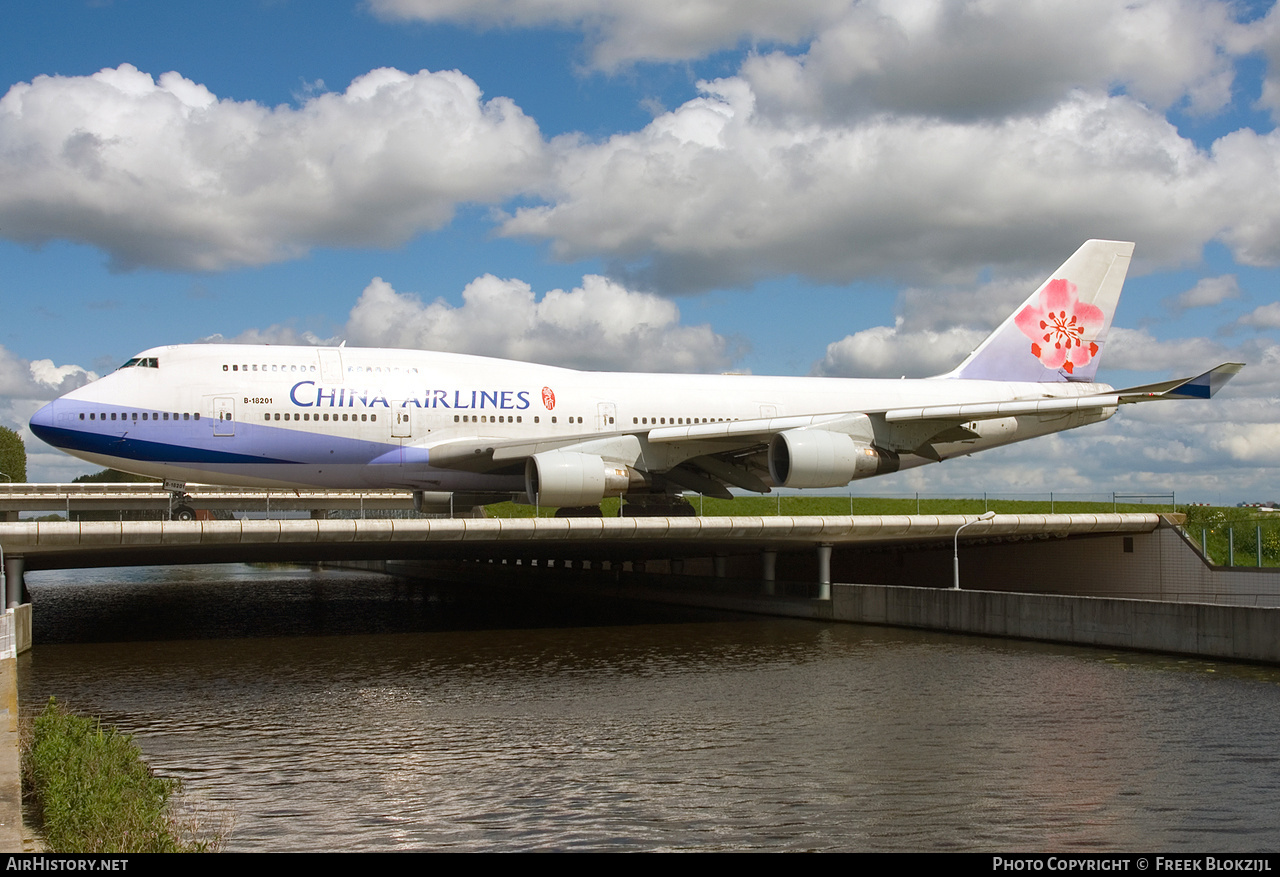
<box><xmin>23</xmin><ymin>698</ymin><xmax>221</xmax><ymax>852</ymax></box>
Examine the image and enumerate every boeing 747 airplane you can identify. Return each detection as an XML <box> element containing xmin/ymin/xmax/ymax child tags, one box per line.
<box><xmin>29</xmin><ymin>241</ymin><xmax>1241</xmax><ymax>512</ymax></box>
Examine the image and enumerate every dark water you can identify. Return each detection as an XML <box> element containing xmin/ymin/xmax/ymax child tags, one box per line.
<box><xmin>20</xmin><ymin>565</ymin><xmax>1280</xmax><ymax>852</ymax></box>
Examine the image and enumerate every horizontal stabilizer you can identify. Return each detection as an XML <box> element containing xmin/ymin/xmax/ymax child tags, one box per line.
<box><xmin>1114</xmin><ymin>363</ymin><xmax>1244</xmax><ymax>402</ymax></box>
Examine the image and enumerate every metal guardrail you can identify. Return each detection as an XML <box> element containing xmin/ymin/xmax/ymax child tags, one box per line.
<box><xmin>0</xmin><ymin>483</ymin><xmax>424</xmax><ymax>514</ymax></box>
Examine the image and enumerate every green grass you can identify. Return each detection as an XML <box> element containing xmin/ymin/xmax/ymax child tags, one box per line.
<box><xmin>23</xmin><ymin>698</ymin><xmax>222</xmax><ymax>853</ymax></box>
<box><xmin>1181</xmin><ymin>505</ymin><xmax>1280</xmax><ymax>568</ymax></box>
<box><xmin>483</xmin><ymin>495</ymin><xmax>1181</xmax><ymax>518</ymax></box>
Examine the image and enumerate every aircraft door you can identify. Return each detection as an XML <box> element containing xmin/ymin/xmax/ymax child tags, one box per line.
<box><xmin>213</xmin><ymin>397</ymin><xmax>235</xmax><ymax>436</ymax></box>
<box><xmin>319</xmin><ymin>348</ymin><xmax>344</xmax><ymax>384</ymax></box>
<box><xmin>392</xmin><ymin>404</ymin><xmax>412</xmax><ymax>438</ymax></box>
<box><xmin>597</xmin><ymin>402</ymin><xmax>616</xmax><ymax>432</ymax></box>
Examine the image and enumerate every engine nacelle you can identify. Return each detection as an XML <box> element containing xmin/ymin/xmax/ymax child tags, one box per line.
<box><xmin>768</xmin><ymin>429</ymin><xmax>899</xmax><ymax>489</ymax></box>
<box><xmin>525</xmin><ymin>452</ymin><xmax>633</xmax><ymax>507</ymax></box>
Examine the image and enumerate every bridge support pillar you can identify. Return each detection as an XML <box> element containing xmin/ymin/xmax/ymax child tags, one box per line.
<box><xmin>762</xmin><ymin>550</ymin><xmax>777</xmax><ymax>595</ymax></box>
<box><xmin>816</xmin><ymin>543</ymin><xmax>832</xmax><ymax>600</ymax></box>
<box><xmin>4</xmin><ymin>555</ymin><xmax>24</xmax><ymax>609</ymax></box>
<box><xmin>714</xmin><ymin>555</ymin><xmax>727</xmax><ymax>578</ymax></box>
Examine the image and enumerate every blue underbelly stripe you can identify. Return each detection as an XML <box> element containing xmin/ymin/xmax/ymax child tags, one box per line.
<box><xmin>33</xmin><ymin>424</ymin><xmax>301</xmax><ymax>465</ymax></box>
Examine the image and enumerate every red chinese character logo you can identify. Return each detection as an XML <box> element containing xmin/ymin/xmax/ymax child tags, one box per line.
<box><xmin>541</xmin><ymin>387</ymin><xmax>556</xmax><ymax>410</ymax></box>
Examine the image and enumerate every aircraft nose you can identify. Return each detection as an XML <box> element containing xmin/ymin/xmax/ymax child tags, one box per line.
<box><xmin>29</xmin><ymin>400</ymin><xmax>59</xmax><ymax>445</ymax></box>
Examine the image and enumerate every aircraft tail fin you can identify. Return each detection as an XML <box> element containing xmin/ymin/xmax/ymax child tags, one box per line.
<box><xmin>945</xmin><ymin>240</ymin><xmax>1135</xmax><ymax>382</ymax></box>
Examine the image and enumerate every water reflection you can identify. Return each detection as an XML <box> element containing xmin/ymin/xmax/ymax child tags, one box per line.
<box><xmin>20</xmin><ymin>565</ymin><xmax>1280</xmax><ymax>851</ymax></box>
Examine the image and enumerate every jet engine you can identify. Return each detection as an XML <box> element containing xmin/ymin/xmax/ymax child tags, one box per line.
<box><xmin>525</xmin><ymin>451</ymin><xmax>634</xmax><ymax>507</ymax></box>
<box><xmin>768</xmin><ymin>429</ymin><xmax>899</xmax><ymax>489</ymax></box>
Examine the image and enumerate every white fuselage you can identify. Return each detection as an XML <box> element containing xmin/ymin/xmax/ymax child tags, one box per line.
<box><xmin>29</xmin><ymin>343</ymin><xmax>1115</xmax><ymax>498</ymax></box>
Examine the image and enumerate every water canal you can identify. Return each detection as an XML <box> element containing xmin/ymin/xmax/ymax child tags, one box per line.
<box><xmin>20</xmin><ymin>564</ymin><xmax>1280</xmax><ymax>852</ymax></box>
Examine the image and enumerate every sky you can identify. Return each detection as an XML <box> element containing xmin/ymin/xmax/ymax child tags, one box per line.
<box><xmin>1</xmin><ymin>0</ymin><xmax>1278</xmax><ymax>503</ymax></box>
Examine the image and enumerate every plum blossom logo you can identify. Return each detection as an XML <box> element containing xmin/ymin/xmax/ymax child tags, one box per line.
<box><xmin>1013</xmin><ymin>279</ymin><xmax>1103</xmax><ymax>375</ymax></box>
<box><xmin>541</xmin><ymin>387</ymin><xmax>556</xmax><ymax>410</ymax></box>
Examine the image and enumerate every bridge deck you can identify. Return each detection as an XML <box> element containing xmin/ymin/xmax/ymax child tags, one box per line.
<box><xmin>0</xmin><ymin>513</ymin><xmax>1164</xmax><ymax>570</ymax></box>
<box><xmin>0</xmin><ymin>483</ymin><xmax>459</xmax><ymax>512</ymax></box>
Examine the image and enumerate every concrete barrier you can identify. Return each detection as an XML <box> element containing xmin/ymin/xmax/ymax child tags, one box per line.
<box><xmin>832</xmin><ymin>583</ymin><xmax>1280</xmax><ymax>663</ymax></box>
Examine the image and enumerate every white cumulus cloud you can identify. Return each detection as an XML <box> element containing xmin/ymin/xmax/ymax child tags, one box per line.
<box><xmin>372</xmin><ymin>0</ymin><xmax>1253</xmax><ymax>108</ymax></box>
<box><xmin>0</xmin><ymin>64</ymin><xmax>547</xmax><ymax>270</ymax></box>
<box><xmin>0</xmin><ymin>345</ymin><xmax>97</xmax><ymax>400</ymax></box>
<box><xmin>343</xmin><ymin>273</ymin><xmax>737</xmax><ymax>371</ymax></box>
<box><xmin>1103</xmin><ymin>327</ymin><xmax>1231</xmax><ymax>373</ymax></box>
<box><xmin>1239</xmin><ymin>302</ymin><xmax>1280</xmax><ymax>329</ymax></box>
<box><xmin>1166</xmin><ymin>275</ymin><xmax>1241</xmax><ymax>311</ymax></box>
<box><xmin>812</xmin><ymin>319</ymin><xmax>985</xmax><ymax>378</ymax></box>
<box><xmin>229</xmin><ymin>273</ymin><xmax>738</xmax><ymax>372</ymax></box>
<box><xmin>369</xmin><ymin>0</ymin><xmax>847</xmax><ymax>70</ymax></box>
<box><xmin>503</xmin><ymin>80</ymin><xmax>1271</xmax><ymax>290</ymax></box>
<box><xmin>741</xmin><ymin>0</ymin><xmax>1250</xmax><ymax>123</ymax></box>
<box><xmin>1213</xmin><ymin>424</ymin><xmax>1280</xmax><ymax>463</ymax></box>
<box><xmin>0</xmin><ymin>344</ymin><xmax>99</xmax><ymax>482</ymax></box>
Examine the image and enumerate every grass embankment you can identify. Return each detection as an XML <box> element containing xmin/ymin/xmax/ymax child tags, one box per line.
<box><xmin>484</xmin><ymin>495</ymin><xmax>1179</xmax><ymax>518</ymax></box>
<box><xmin>23</xmin><ymin>698</ymin><xmax>219</xmax><ymax>853</ymax></box>
<box><xmin>484</xmin><ymin>497</ymin><xmax>1280</xmax><ymax>568</ymax></box>
<box><xmin>1182</xmin><ymin>505</ymin><xmax>1280</xmax><ymax>568</ymax></box>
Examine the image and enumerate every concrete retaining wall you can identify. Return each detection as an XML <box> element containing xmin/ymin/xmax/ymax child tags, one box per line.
<box><xmin>0</xmin><ymin>605</ymin><xmax>30</xmax><ymax>659</ymax></box>
<box><xmin>833</xmin><ymin>583</ymin><xmax>1280</xmax><ymax>663</ymax></box>
<box><xmin>828</xmin><ymin>525</ymin><xmax>1280</xmax><ymax>606</ymax></box>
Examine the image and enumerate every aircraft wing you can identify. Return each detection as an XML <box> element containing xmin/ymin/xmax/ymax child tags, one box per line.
<box><xmin>419</xmin><ymin>363</ymin><xmax>1244</xmax><ymax>493</ymax></box>
<box><xmin>642</xmin><ymin>363</ymin><xmax>1243</xmax><ymax>441</ymax></box>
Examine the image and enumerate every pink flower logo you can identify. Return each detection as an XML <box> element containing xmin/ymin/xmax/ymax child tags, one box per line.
<box><xmin>1013</xmin><ymin>279</ymin><xmax>1103</xmax><ymax>375</ymax></box>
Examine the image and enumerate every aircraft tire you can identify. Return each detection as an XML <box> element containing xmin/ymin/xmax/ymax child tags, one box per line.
<box><xmin>171</xmin><ymin>505</ymin><xmax>197</xmax><ymax>522</ymax></box>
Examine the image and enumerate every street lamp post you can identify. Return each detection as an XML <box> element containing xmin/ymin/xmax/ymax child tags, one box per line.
<box><xmin>953</xmin><ymin>511</ymin><xmax>997</xmax><ymax>590</ymax></box>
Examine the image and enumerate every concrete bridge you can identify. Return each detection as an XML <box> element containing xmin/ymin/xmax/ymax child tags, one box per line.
<box><xmin>3</xmin><ymin>508</ymin><xmax>1280</xmax><ymax>665</ymax></box>
<box><xmin>0</xmin><ymin>511</ymin><xmax>1162</xmax><ymax>601</ymax></box>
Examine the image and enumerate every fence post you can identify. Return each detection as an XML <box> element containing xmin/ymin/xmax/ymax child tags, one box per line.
<box><xmin>1259</xmin><ymin>525</ymin><xmax>1263</xmax><ymax>567</ymax></box>
<box><xmin>1229</xmin><ymin>527</ymin><xmax>1235</xmax><ymax>566</ymax></box>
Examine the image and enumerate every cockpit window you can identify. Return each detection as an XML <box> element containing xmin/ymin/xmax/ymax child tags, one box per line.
<box><xmin>117</xmin><ymin>357</ymin><xmax>159</xmax><ymax>370</ymax></box>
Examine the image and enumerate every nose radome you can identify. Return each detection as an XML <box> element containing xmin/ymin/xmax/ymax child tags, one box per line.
<box><xmin>29</xmin><ymin>400</ymin><xmax>58</xmax><ymax>443</ymax></box>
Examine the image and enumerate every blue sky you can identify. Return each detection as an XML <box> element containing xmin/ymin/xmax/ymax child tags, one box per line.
<box><xmin>2</xmin><ymin>0</ymin><xmax>1278</xmax><ymax>503</ymax></box>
